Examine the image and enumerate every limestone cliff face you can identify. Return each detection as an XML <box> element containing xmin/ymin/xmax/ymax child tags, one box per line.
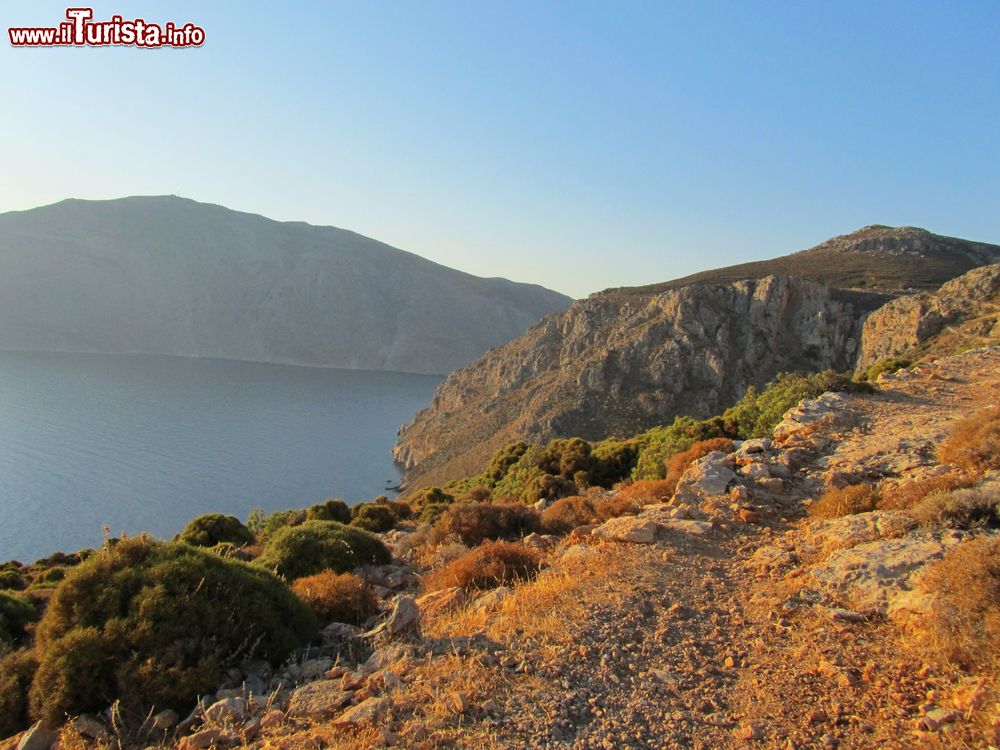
<box><xmin>395</xmin><ymin>276</ymin><xmax>865</xmax><ymax>487</ymax></box>
<box><xmin>856</xmin><ymin>263</ymin><xmax>1000</xmax><ymax>372</ymax></box>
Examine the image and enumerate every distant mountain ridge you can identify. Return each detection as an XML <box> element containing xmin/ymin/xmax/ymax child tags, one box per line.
<box><xmin>395</xmin><ymin>226</ymin><xmax>1000</xmax><ymax>487</ymax></box>
<box><xmin>0</xmin><ymin>197</ymin><xmax>572</xmax><ymax>375</ymax></box>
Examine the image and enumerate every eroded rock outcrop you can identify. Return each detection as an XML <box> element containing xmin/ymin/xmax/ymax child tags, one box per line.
<box><xmin>856</xmin><ymin>263</ymin><xmax>1000</xmax><ymax>372</ymax></box>
<box><xmin>396</xmin><ymin>275</ymin><xmax>865</xmax><ymax>486</ymax></box>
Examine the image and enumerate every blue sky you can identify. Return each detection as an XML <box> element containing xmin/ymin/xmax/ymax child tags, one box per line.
<box><xmin>2</xmin><ymin>1</ymin><xmax>997</xmax><ymax>297</ymax></box>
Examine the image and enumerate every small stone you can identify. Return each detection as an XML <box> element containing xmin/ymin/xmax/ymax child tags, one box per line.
<box><xmin>415</xmin><ymin>587</ymin><xmax>468</xmax><ymax>618</ymax></box>
<box><xmin>724</xmin><ymin>656</ymin><xmax>737</xmax><ymax>669</ymax></box>
<box><xmin>808</xmin><ymin>708</ymin><xmax>828</xmax><ymax>724</ymax></box>
<box><xmin>737</xmin><ymin>508</ymin><xmax>760</xmax><ymax>524</ymax></box>
<box><xmin>734</xmin><ymin>722</ymin><xmax>763</xmax><ymax>742</ymax></box>
<box><xmin>151</xmin><ymin>708</ymin><xmax>180</xmax><ymax>730</ymax></box>
<box><xmin>300</xmin><ymin>657</ymin><xmax>333</xmax><ymax>679</ymax></box>
<box><xmin>204</xmin><ymin>697</ymin><xmax>247</xmax><ymax>725</ymax></box>
<box><xmin>919</xmin><ymin>708</ymin><xmax>962</xmax><ymax>731</ymax></box>
<box><xmin>73</xmin><ymin>714</ymin><xmax>109</xmax><ymax>741</ymax></box>
<box><xmin>259</xmin><ymin>709</ymin><xmax>286</xmax><ymax>732</ymax></box>
<box><xmin>333</xmin><ymin>696</ymin><xmax>391</xmax><ymax>726</ymax></box>
<box><xmin>289</xmin><ymin>680</ymin><xmax>354</xmax><ymax>719</ymax></box>
<box><xmin>179</xmin><ymin>729</ymin><xmax>236</xmax><ymax>750</ymax></box>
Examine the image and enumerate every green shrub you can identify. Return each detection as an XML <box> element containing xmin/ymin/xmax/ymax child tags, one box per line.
<box><xmin>256</xmin><ymin>520</ymin><xmax>392</xmax><ymax>580</ymax></box>
<box><xmin>485</xmin><ymin>441</ymin><xmax>530</xmax><ymax>484</ymax></box>
<box><xmin>176</xmin><ymin>513</ymin><xmax>254</xmax><ymax>548</ymax></box>
<box><xmin>406</xmin><ymin>487</ymin><xmax>455</xmax><ymax>510</ymax></box>
<box><xmin>856</xmin><ymin>357</ymin><xmax>912</xmax><ymax>382</ymax></box>
<box><xmin>633</xmin><ymin>416</ymin><xmax>728</xmax><ymax>480</ymax></box>
<box><xmin>29</xmin><ymin>537</ymin><xmax>316</xmax><ymax>725</ymax></box>
<box><xmin>247</xmin><ymin>507</ymin><xmax>307</xmax><ymax>540</ymax></box>
<box><xmin>435</xmin><ymin>502</ymin><xmax>540</xmax><ymax>546</ymax></box>
<box><xmin>350</xmin><ymin>503</ymin><xmax>396</xmax><ymax>533</ymax></box>
<box><xmin>420</xmin><ymin>502</ymin><xmax>451</xmax><ymax>525</ymax></box>
<box><xmin>306</xmin><ymin>499</ymin><xmax>352</xmax><ymax>524</ymax></box>
<box><xmin>721</xmin><ymin>370</ymin><xmax>872</xmax><ymax>439</ymax></box>
<box><xmin>384</xmin><ymin>499</ymin><xmax>414</xmax><ymax>521</ymax></box>
<box><xmin>0</xmin><ymin>648</ymin><xmax>36</xmax><ymax>737</ymax></box>
<box><xmin>523</xmin><ymin>473</ymin><xmax>577</xmax><ymax>503</ymax></box>
<box><xmin>0</xmin><ymin>592</ymin><xmax>38</xmax><ymax>650</ymax></box>
<box><xmin>291</xmin><ymin>571</ymin><xmax>378</xmax><ymax>625</ymax></box>
<box><xmin>0</xmin><ymin>564</ymin><xmax>26</xmax><ymax>591</ymax></box>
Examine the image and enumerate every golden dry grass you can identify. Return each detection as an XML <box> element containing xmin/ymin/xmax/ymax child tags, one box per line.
<box><xmin>291</xmin><ymin>571</ymin><xmax>377</xmax><ymax>625</ymax></box>
<box><xmin>614</xmin><ymin>479</ymin><xmax>675</xmax><ymax>505</ymax></box>
<box><xmin>878</xmin><ymin>471</ymin><xmax>976</xmax><ymax>511</ymax></box>
<box><xmin>422</xmin><ymin>541</ymin><xmax>541</xmax><ymax>594</ymax></box>
<box><xmin>939</xmin><ymin>406</ymin><xmax>1000</xmax><ymax>478</ymax></box>
<box><xmin>808</xmin><ymin>484</ymin><xmax>881</xmax><ymax>519</ymax></box>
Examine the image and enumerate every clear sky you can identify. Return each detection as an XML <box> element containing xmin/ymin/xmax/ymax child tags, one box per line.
<box><xmin>2</xmin><ymin>1</ymin><xmax>997</xmax><ymax>298</ymax></box>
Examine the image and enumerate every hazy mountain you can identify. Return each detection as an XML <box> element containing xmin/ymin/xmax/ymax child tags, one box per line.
<box><xmin>0</xmin><ymin>196</ymin><xmax>571</xmax><ymax>375</ymax></box>
<box><xmin>395</xmin><ymin>226</ymin><xmax>1000</xmax><ymax>487</ymax></box>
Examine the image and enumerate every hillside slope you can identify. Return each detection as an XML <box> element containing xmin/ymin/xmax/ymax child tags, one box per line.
<box><xmin>396</xmin><ymin>227</ymin><xmax>1000</xmax><ymax>488</ymax></box>
<box><xmin>0</xmin><ymin>197</ymin><xmax>571</xmax><ymax>375</ymax></box>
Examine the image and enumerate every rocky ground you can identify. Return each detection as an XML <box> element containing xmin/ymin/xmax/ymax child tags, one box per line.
<box><xmin>20</xmin><ymin>348</ymin><xmax>998</xmax><ymax>750</ymax></box>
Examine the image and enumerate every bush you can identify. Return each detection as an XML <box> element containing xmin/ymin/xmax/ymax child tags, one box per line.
<box><xmin>0</xmin><ymin>592</ymin><xmax>38</xmax><ymax>650</ymax></box>
<box><xmin>633</xmin><ymin>416</ymin><xmax>728</xmax><ymax>481</ymax></box>
<box><xmin>939</xmin><ymin>407</ymin><xmax>1000</xmax><ymax>478</ymax></box>
<box><xmin>256</xmin><ymin>520</ymin><xmax>392</xmax><ymax>580</ymax></box>
<box><xmin>384</xmin><ymin>500</ymin><xmax>414</xmax><ymax>522</ymax></box>
<box><xmin>722</xmin><ymin>370</ymin><xmax>871</xmax><ymax>439</ymax></box>
<box><xmin>856</xmin><ymin>357</ymin><xmax>912</xmax><ymax>382</ymax></box>
<box><xmin>918</xmin><ymin>536</ymin><xmax>1000</xmax><ymax>673</ymax></box>
<box><xmin>523</xmin><ymin>473</ymin><xmax>577</xmax><ymax>503</ymax></box>
<box><xmin>291</xmin><ymin>571</ymin><xmax>378</xmax><ymax>625</ymax></box>
<box><xmin>175</xmin><ymin>513</ymin><xmax>254</xmax><ymax>548</ymax></box>
<box><xmin>306</xmin><ymin>499</ymin><xmax>352</xmax><ymax>524</ymax></box>
<box><xmin>615</xmin><ymin>480</ymin><xmax>675</xmax><ymax>505</ymax></box>
<box><xmin>406</xmin><ymin>487</ymin><xmax>455</xmax><ymax>510</ymax></box>
<box><xmin>485</xmin><ymin>442</ymin><xmax>530</xmax><ymax>484</ymax></box>
<box><xmin>350</xmin><ymin>504</ymin><xmax>396</xmax><ymax>533</ymax></box>
<box><xmin>879</xmin><ymin>472</ymin><xmax>977</xmax><ymax>511</ymax></box>
<box><xmin>435</xmin><ymin>502</ymin><xmax>540</xmax><ymax>546</ymax></box>
<box><xmin>0</xmin><ymin>649</ymin><xmax>36</xmax><ymax>737</ymax></box>
<box><xmin>247</xmin><ymin>508</ymin><xmax>307</xmax><ymax>541</ymax></box>
<box><xmin>423</xmin><ymin>541</ymin><xmax>541</xmax><ymax>593</ymax></box>
<box><xmin>420</xmin><ymin>502</ymin><xmax>451</xmax><ymax>525</ymax></box>
<box><xmin>540</xmin><ymin>497</ymin><xmax>598</xmax><ymax>535</ymax></box>
<box><xmin>908</xmin><ymin>487</ymin><xmax>1000</xmax><ymax>529</ymax></box>
<box><xmin>809</xmin><ymin>484</ymin><xmax>881</xmax><ymax>519</ymax></box>
<box><xmin>29</xmin><ymin>537</ymin><xmax>316</xmax><ymax>726</ymax></box>
<box><xmin>664</xmin><ymin>437</ymin><xmax>735</xmax><ymax>495</ymax></box>
<box><xmin>0</xmin><ymin>564</ymin><xmax>26</xmax><ymax>591</ymax></box>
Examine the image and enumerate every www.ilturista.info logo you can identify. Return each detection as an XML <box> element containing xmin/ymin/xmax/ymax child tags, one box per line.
<box><xmin>8</xmin><ymin>7</ymin><xmax>205</xmax><ymax>48</ymax></box>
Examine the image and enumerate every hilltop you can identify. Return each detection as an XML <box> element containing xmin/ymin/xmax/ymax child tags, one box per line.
<box><xmin>0</xmin><ymin>197</ymin><xmax>570</xmax><ymax>375</ymax></box>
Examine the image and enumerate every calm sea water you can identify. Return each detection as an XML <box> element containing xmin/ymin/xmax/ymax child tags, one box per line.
<box><xmin>0</xmin><ymin>352</ymin><xmax>440</xmax><ymax>563</ymax></box>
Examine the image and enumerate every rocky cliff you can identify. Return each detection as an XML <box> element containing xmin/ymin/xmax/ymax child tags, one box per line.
<box><xmin>396</xmin><ymin>227</ymin><xmax>1000</xmax><ymax>488</ymax></box>
<box><xmin>395</xmin><ymin>275</ymin><xmax>866</xmax><ymax>486</ymax></box>
<box><xmin>0</xmin><ymin>197</ymin><xmax>571</xmax><ymax>375</ymax></box>
<box><xmin>856</xmin><ymin>263</ymin><xmax>1000</xmax><ymax>372</ymax></box>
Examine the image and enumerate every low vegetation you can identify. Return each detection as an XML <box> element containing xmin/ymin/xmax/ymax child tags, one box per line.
<box><xmin>938</xmin><ymin>406</ymin><xmax>1000</xmax><ymax>477</ymax></box>
<box><xmin>809</xmin><ymin>484</ymin><xmax>881</xmax><ymax>519</ymax></box>
<box><xmin>918</xmin><ymin>536</ymin><xmax>1000</xmax><ymax>674</ymax></box>
<box><xmin>908</xmin><ymin>487</ymin><xmax>1000</xmax><ymax>529</ymax></box>
<box><xmin>855</xmin><ymin>357</ymin><xmax>911</xmax><ymax>382</ymax></box>
<box><xmin>350</xmin><ymin>503</ymin><xmax>397</xmax><ymax>533</ymax></box>
<box><xmin>423</xmin><ymin>541</ymin><xmax>541</xmax><ymax>593</ymax></box>
<box><xmin>256</xmin><ymin>520</ymin><xmax>391</xmax><ymax>580</ymax></box>
<box><xmin>291</xmin><ymin>571</ymin><xmax>378</xmax><ymax>625</ymax></box>
<box><xmin>878</xmin><ymin>471</ymin><xmax>977</xmax><ymax>511</ymax></box>
<box><xmin>175</xmin><ymin>513</ymin><xmax>254</xmax><ymax>548</ymax></box>
<box><xmin>29</xmin><ymin>537</ymin><xmax>317</xmax><ymax>725</ymax></box>
<box><xmin>434</xmin><ymin>502</ymin><xmax>540</xmax><ymax>546</ymax></box>
<box><xmin>0</xmin><ymin>649</ymin><xmax>36</xmax><ymax>737</ymax></box>
<box><xmin>0</xmin><ymin>592</ymin><xmax>38</xmax><ymax>651</ymax></box>
<box><xmin>306</xmin><ymin>498</ymin><xmax>352</xmax><ymax>524</ymax></box>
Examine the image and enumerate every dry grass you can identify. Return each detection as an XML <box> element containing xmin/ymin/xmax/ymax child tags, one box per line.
<box><xmin>540</xmin><ymin>494</ymin><xmax>639</xmax><ymax>535</ymax></box>
<box><xmin>809</xmin><ymin>484</ymin><xmax>881</xmax><ymax>518</ymax></box>
<box><xmin>939</xmin><ymin>406</ymin><xmax>1000</xmax><ymax>478</ymax></box>
<box><xmin>664</xmin><ymin>438</ymin><xmax>735</xmax><ymax>495</ymax></box>
<box><xmin>917</xmin><ymin>536</ymin><xmax>1000</xmax><ymax>674</ymax></box>
<box><xmin>614</xmin><ymin>479</ymin><xmax>675</xmax><ymax>505</ymax></box>
<box><xmin>422</xmin><ymin>541</ymin><xmax>541</xmax><ymax>594</ymax></box>
<box><xmin>290</xmin><ymin>571</ymin><xmax>378</xmax><ymax>625</ymax></box>
<box><xmin>908</xmin><ymin>486</ymin><xmax>999</xmax><ymax>529</ymax></box>
<box><xmin>878</xmin><ymin>471</ymin><xmax>977</xmax><ymax>511</ymax></box>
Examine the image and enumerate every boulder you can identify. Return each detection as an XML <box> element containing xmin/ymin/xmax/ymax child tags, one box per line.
<box><xmin>807</xmin><ymin>530</ymin><xmax>970</xmax><ymax>615</ymax></box>
<box><xmin>288</xmin><ymin>680</ymin><xmax>355</xmax><ymax>719</ymax></box>
<box><xmin>16</xmin><ymin>724</ymin><xmax>57</xmax><ymax>750</ymax></box>
<box><xmin>592</xmin><ymin>516</ymin><xmax>658</xmax><ymax>543</ymax></box>
<box><xmin>416</xmin><ymin>586</ymin><xmax>468</xmax><ymax>618</ymax></box>
<box><xmin>806</xmin><ymin>511</ymin><xmax>916</xmax><ymax>555</ymax></box>
<box><xmin>675</xmin><ymin>452</ymin><xmax>736</xmax><ymax>497</ymax></box>
<box><xmin>333</xmin><ymin>696</ymin><xmax>391</xmax><ymax>727</ymax></box>
<box><xmin>204</xmin><ymin>697</ymin><xmax>247</xmax><ymax>726</ymax></box>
